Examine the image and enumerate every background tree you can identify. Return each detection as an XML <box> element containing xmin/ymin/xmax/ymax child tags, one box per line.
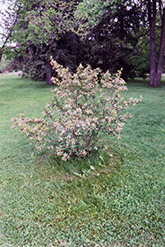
<box><xmin>76</xmin><ymin>0</ymin><xmax>165</xmax><ymax>86</ymax></box>
<box><xmin>78</xmin><ymin>0</ymin><xmax>143</xmax><ymax>79</ymax></box>
<box><xmin>1</xmin><ymin>0</ymin><xmax>164</xmax><ymax>86</ymax></box>
<box><xmin>1</xmin><ymin>0</ymin><xmax>82</xmax><ymax>84</ymax></box>
<box><xmin>0</xmin><ymin>0</ymin><xmax>18</xmax><ymax>62</ymax></box>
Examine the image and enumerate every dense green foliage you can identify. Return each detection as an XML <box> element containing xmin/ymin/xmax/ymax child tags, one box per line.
<box><xmin>1</xmin><ymin>0</ymin><xmax>82</xmax><ymax>83</ymax></box>
<box><xmin>2</xmin><ymin>0</ymin><xmax>164</xmax><ymax>83</ymax></box>
<box><xmin>77</xmin><ymin>0</ymin><xmax>165</xmax><ymax>86</ymax></box>
<box><xmin>0</xmin><ymin>74</ymin><xmax>164</xmax><ymax>246</ymax></box>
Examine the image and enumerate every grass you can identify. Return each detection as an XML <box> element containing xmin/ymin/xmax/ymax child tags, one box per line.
<box><xmin>0</xmin><ymin>73</ymin><xmax>165</xmax><ymax>246</ymax></box>
<box><xmin>128</xmin><ymin>73</ymin><xmax>165</xmax><ymax>85</ymax></box>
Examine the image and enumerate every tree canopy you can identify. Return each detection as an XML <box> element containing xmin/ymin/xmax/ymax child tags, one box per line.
<box><xmin>0</xmin><ymin>0</ymin><xmax>164</xmax><ymax>87</ymax></box>
<box><xmin>76</xmin><ymin>0</ymin><xmax>165</xmax><ymax>86</ymax></box>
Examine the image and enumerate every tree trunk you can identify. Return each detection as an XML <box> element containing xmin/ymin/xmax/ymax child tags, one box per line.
<box><xmin>155</xmin><ymin>7</ymin><xmax>165</xmax><ymax>87</ymax></box>
<box><xmin>149</xmin><ymin>0</ymin><xmax>157</xmax><ymax>87</ymax></box>
<box><xmin>0</xmin><ymin>52</ymin><xmax>2</xmax><ymax>62</ymax></box>
<box><xmin>46</xmin><ymin>60</ymin><xmax>53</xmax><ymax>85</ymax></box>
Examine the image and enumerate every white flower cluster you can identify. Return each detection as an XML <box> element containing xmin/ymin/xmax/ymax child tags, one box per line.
<box><xmin>11</xmin><ymin>60</ymin><xmax>142</xmax><ymax>161</ymax></box>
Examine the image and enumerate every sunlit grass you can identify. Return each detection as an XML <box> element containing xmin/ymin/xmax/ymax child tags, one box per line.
<box><xmin>0</xmin><ymin>74</ymin><xmax>164</xmax><ymax>246</ymax></box>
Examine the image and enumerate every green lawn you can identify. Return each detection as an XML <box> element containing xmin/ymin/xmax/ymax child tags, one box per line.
<box><xmin>0</xmin><ymin>73</ymin><xmax>165</xmax><ymax>246</ymax></box>
<box><xmin>128</xmin><ymin>73</ymin><xmax>165</xmax><ymax>85</ymax></box>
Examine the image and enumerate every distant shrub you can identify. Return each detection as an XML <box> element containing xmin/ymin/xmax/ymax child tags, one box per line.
<box><xmin>11</xmin><ymin>59</ymin><xmax>142</xmax><ymax>160</ymax></box>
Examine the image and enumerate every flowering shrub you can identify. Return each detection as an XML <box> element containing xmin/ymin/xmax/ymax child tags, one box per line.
<box><xmin>11</xmin><ymin>59</ymin><xmax>142</xmax><ymax>161</ymax></box>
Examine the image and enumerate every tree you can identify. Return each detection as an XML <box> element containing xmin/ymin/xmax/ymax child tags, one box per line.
<box><xmin>76</xmin><ymin>0</ymin><xmax>165</xmax><ymax>86</ymax></box>
<box><xmin>76</xmin><ymin>0</ymin><xmax>146</xmax><ymax>79</ymax></box>
<box><xmin>150</xmin><ymin>1</ymin><xmax>165</xmax><ymax>87</ymax></box>
<box><xmin>148</xmin><ymin>0</ymin><xmax>165</xmax><ymax>87</ymax></box>
<box><xmin>155</xmin><ymin>5</ymin><xmax>165</xmax><ymax>86</ymax></box>
<box><xmin>1</xmin><ymin>0</ymin><xmax>164</xmax><ymax>86</ymax></box>
<box><xmin>0</xmin><ymin>0</ymin><xmax>18</xmax><ymax>62</ymax></box>
<box><xmin>1</xmin><ymin>0</ymin><xmax>82</xmax><ymax>84</ymax></box>
<box><xmin>10</xmin><ymin>31</ymin><xmax>84</xmax><ymax>81</ymax></box>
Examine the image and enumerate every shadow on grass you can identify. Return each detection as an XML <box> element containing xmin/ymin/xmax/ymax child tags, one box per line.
<box><xmin>0</xmin><ymin>74</ymin><xmax>53</xmax><ymax>90</ymax></box>
<box><xmin>127</xmin><ymin>75</ymin><xmax>165</xmax><ymax>85</ymax></box>
<box><xmin>35</xmin><ymin>147</ymin><xmax>123</xmax><ymax>183</ymax></box>
<box><xmin>13</xmin><ymin>78</ymin><xmax>52</xmax><ymax>90</ymax></box>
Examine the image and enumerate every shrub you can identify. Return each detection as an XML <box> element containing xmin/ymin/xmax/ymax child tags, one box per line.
<box><xmin>11</xmin><ymin>59</ymin><xmax>142</xmax><ymax>161</ymax></box>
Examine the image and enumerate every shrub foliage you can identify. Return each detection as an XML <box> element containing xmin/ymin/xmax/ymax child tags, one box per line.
<box><xmin>11</xmin><ymin>60</ymin><xmax>141</xmax><ymax>160</ymax></box>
